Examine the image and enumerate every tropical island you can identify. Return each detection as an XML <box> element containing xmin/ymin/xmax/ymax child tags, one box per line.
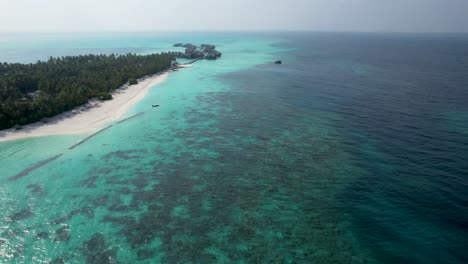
<box><xmin>0</xmin><ymin>53</ymin><xmax>174</xmax><ymax>130</ymax></box>
<box><xmin>0</xmin><ymin>43</ymin><xmax>223</xmax><ymax>141</ymax></box>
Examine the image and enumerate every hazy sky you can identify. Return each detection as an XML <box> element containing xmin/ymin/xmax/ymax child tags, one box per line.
<box><xmin>1</xmin><ymin>0</ymin><xmax>467</xmax><ymax>32</ymax></box>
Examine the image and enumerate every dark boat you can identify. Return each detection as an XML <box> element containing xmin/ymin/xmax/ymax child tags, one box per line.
<box><xmin>275</xmin><ymin>60</ymin><xmax>282</xmax><ymax>64</ymax></box>
<box><xmin>152</xmin><ymin>105</ymin><xmax>160</xmax><ymax>108</ymax></box>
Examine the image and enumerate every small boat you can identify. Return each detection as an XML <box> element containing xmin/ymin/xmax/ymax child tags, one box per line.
<box><xmin>275</xmin><ymin>60</ymin><xmax>282</xmax><ymax>64</ymax></box>
<box><xmin>152</xmin><ymin>105</ymin><xmax>160</xmax><ymax>108</ymax></box>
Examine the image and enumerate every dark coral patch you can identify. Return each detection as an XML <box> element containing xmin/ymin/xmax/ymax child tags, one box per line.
<box><xmin>10</xmin><ymin>209</ymin><xmax>34</xmax><ymax>222</ymax></box>
<box><xmin>81</xmin><ymin>175</ymin><xmax>99</xmax><ymax>188</ymax></box>
<box><xmin>54</xmin><ymin>226</ymin><xmax>71</xmax><ymax>242</ymax></box>
<box><xmin>49</xmin><ymin>257</ymin><xmax>65</xmax><ymax>264</ymax></box>
<box><xmin>37</xmin><ymin>231</ymin><xmax>49</xmax><ymax>239</ymax></box>
<box><xmin>26</xmin><ymin>184</ymin><xmax>44</xmax><ymax>194</ymax></box>
<box><xmin>83</xmin><ymin>233</ymin><xmax>118</xmax><ymax>264</ymax></box>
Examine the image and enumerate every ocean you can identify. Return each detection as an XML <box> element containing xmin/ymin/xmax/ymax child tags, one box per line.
<box><xmin>0</xmin><ymin>32</ymin><xmax>467</xmax><ymax>263</ymax></box>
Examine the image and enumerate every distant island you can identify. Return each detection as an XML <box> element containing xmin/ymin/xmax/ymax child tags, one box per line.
<box><xmin>171</xmin><ymin>43</ymin><xmax>222</xmax><ymax>60</ymax></box>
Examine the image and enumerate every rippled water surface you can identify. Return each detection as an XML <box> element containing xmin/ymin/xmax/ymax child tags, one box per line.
<box><xmin>0</xmin><ymin>32</ymin><xmax>467</xmax><ymax>263</ymax></box>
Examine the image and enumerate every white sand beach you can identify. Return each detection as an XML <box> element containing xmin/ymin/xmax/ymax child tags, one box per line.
<box><xmin>0</xmin><ymin>72</ymin><xmax>169</xmax><ymax>142</ymax></box>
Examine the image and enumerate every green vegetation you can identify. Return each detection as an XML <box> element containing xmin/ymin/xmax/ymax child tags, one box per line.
<box><xmin>97</xmin><ymin>92</ymin><xmax>113</xmax><ymax>101</ymax></box>
<box><xmin>0</xmin><ymin>53</ymin><xmax>174</xmax><ymax>129</ymax></box>
<box><xmin>128</xmin><ymin>78</ymin><xmax>138</xmax><ymax>85</ymax></box>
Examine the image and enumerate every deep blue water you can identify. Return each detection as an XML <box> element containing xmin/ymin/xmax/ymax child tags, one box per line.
<box><xmin>226</xmin><ymin>32</ymin><xmax>468</xmax><ymax>263</ymax></box>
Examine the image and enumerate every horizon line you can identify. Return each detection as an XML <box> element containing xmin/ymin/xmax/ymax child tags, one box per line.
<box><xmin>1</xmin><ymin>29</ymin><xmax>468</xmax><ymax>34</ymax></box>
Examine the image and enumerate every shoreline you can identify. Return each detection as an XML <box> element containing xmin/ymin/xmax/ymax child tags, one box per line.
<box><xmin>0</xmin><ymin>71</ymin><xmax>170</xmax><ymax>142</ymax></box>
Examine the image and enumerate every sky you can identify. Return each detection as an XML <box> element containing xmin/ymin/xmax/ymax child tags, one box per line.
<box><xmin>0</xmin><ymin>0</ymin><xmax>467</xmax><ymax>33</ymax></box>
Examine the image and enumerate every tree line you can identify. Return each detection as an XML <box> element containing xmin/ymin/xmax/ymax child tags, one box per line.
<box><xmin>0</xmin><ymin>53</ymin><xmax>174</xmax><ymax>129</ymax></box>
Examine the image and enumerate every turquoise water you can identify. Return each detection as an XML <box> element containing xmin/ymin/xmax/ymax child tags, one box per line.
<box><xmin>1</xmin><ymin>32</ymin><xmax>467</xmax><ymax>263</ymax></box>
